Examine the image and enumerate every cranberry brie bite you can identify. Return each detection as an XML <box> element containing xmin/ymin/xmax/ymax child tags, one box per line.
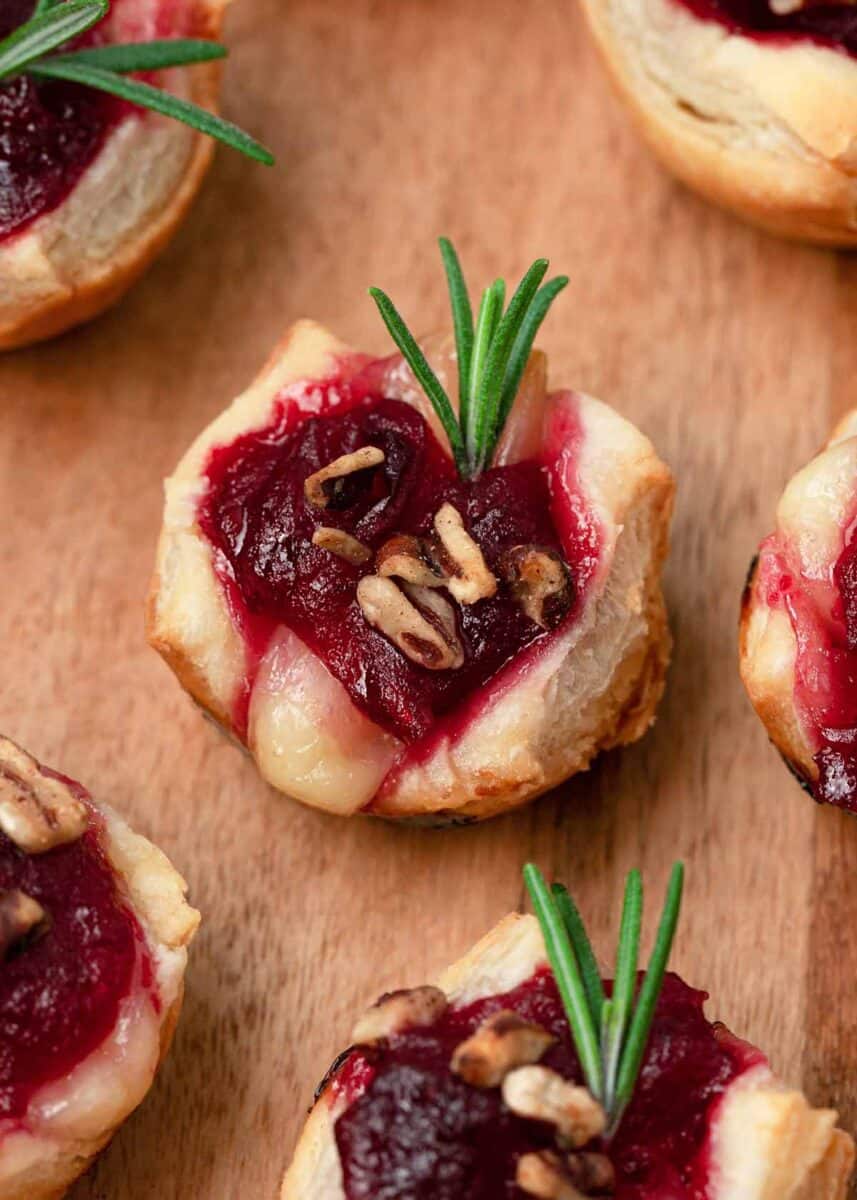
<box><xmin>0</xmin><ymin>735</ymin><xmax>199</xmax><ymax>1200</ymax></box>
<box><xmin>740</xmin><ymin>410</ymin><xmax>857</xmax><ymax>810</ymax></box>
<box><xmin>282</xmin><ymin>865</ymin><xmax>853</xmax><ymax>1200</ymax></box>
<box><xmin>580</xmin><ymin>0</ymin><xmax>857</xmax><ymax>244</ymax></box>
<box><xmin>0</xmin><ymin>0</ymin><xmax>273</xmax><ymax>352</ymax></box>
<box><xmin>148</xmin><ymin>241</ymin><xmax>674</xmax><ymax>822</ymax></box>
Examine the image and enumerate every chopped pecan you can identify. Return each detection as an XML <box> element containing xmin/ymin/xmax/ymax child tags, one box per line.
<box><xmin>376</xmin><ymin>534</ymin><xmax>447</xmax><ymax>588</ymax></box>
<box><xmin>351</xmin><ymin>985</ymin><xmax>448</xmax><ymax>1044</ymax></box>
<box><xmin>356</xmin><ymin>576</ymin><xmax>464</xmax><ymax>670</ymax></box>
<box><xmin>517</xmin><ymin>1151</ymin><xmax>585</xmax><ymax>1200</ymax></box>
<box><xmin>502</xmin><ymin>1066</ymin><xmax>606</xmax><ymax>1148</ymax></box>
<box><xmin>566</xmin><ymin>1152</ymin><xmax>615</xmax><ymax>1195</ymax></box>
<box><xmin>304</xmin><ymin>446</ymin><xmax>386</xmax><ymax>509</ymax></box>
<box><xmin>0</xmin><ymin>889</ymin><xmax>49</xmax><ymax>960</ymax></box>
<box><xmin>433</xmin><ymin>503</ymin><xmax>497</xmax><ymax>604</ymax></box>
<box><xmin>312</xmin><ymin>526</ymin><xmax>372</xmax><ymax>565</ymax></box>
<box><xmin>451</xmin><ymin>1010</ymin><xmax>555</xmax><ymax>1088</ymax></box>
<box><xmin>499</xmin><ymin>545</ymin><xmax>573</xmax><ymax>630</ymax></box>
<box><xmin>0</xmin><ymin>737</ymin><xmax>88</xmax><ymax>853</ymax></box>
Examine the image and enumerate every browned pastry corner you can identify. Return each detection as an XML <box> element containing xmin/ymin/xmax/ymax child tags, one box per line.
<box><xmin>579</xmin><ymin>0</ymin><xmax>857</xmax><ymax>245</ymax></box>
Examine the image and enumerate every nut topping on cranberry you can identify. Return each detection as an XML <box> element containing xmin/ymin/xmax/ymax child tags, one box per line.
<box><xmin>311</xmin><ymin>526</ymin><xmax>372</xmax><ymax>565</ymax></box>
<box><xmin>499</xmin><ymin>545</ymin><xmax>572</xmax><ymax>630</ymax></box>
<box><xmin>0</xmin><ymin>737</ymin><xmax>88</xmax><ymax>853</ymax></box>
<box><xmin>566</xmin><ymin>1153</ymin><xmax>615</xmax><ymax>1195</ymax></box>
<box><xmin>517</xmin><ymin>1151</ymin><xmax>587</xmax><ymax>1200</ymax></box>
<box><xmin>376</xmin><ymin>534</ymin><xmax>447</xmax><ymax>589</ymax></box>
<box><xmin>451</xmin><ymin>1010</ymin><xmax>556</xmax><ymax>1088</ymax></box>
<box><xmin>351</xmin><ymin>985</ymin><xmax>448</xmax><ymax>1044</ymax></box>
<box><xmin>433</xmin><ymin>502</ymin><xmax>497</xmax><ymax>604</ymax></box>
<box><xmin>304</xmin><ymin>445</ymin><xmax>386</xmax><ymax>509</ymax></box>
<box><xmin>502</xmin><ymin>1066</ymin><xmax>606</xmax><ymax>1148</ymax></box>
<box><xmin>357</xmin><ymin>575</ymin><xmax>464</xmax><ymax>670</ymax></box>
<box><xmin>0</xmin><ymin>889</ymin><xmax>49</xmax><ymax>961</ymax></box>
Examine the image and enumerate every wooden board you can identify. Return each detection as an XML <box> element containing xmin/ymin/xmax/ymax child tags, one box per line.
<box><xmin>2</xmin><ymin>0</ymin><xmax>856</xmax><ymax>1195</ymax></box>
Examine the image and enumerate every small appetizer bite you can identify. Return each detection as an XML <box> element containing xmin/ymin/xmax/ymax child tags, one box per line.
<box><xmin>148</xmin><ymin>240</ymin><xmax>674</xmax><ymax>822</ymax></box>
<box><xmin>740</xmin><ymin>409</ymin><xmax>857</xmax><ymax>811</ymax></box>
<box><xmin>282</xmin><ymin>864</ymin><xmax>854</xmax><ymax>1199</ymax></box>
<box><xmin>0</xmin><ymin>0</ymin><xmax>273</xmax><ymax>351</ymax></box>
<box><xmin>579</xmin><ymin>0</ymin><xmax>857</xmax><ymax>245</ymax></box>
<box><xmin>0</xmin><ymin>735</ymin><xmax>199</xmax><ymax>1200</ymax></box>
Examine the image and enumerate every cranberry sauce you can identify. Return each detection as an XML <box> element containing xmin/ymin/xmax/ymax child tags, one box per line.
<box><xmin>332</xmin><ymin>969</ymin><xmax>755</xmax><ymax>1200</ymax></box>
<box><xmin>757</xmin><ymin>532</ymin><xmax>857</xmax><ymax>809</ymax></box>
<box><xmin>0</xmin><ymin>794</ymin><xmax>145</xmax><ymax>1121</ymax></box>
<box><xmin>676</xmin><ymin>0</ymin><xmax>857</xmax><ymax>57</ymax></box>
<box><xmin>200</xmin><ymin>380</ymin><xmax>583</xmax><ymax>744</ymax></box>
<box><xmin>0</xmin><ymin>1</ymin><xmax>128</xmax><ymax>242</ymax></box>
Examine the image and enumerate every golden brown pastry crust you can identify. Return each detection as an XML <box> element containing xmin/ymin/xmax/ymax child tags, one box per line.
<box><xmin>0</xmin><ymin>743</ymin><xmax>199</xmax><ymax>1200</ymax></box>
<box><xmin>579</xmin><ymin>0</ymin><xmax>857</xmax><ymax>245</ymax></box>
<box><xmin>739</xmin><ymin>408</ymin><xmax>857</xmax><ymax>787</ymax></box>
<box><xmin>0</xmin><ymin>0</ymin><xmax>229</xmax><ymax>352</ymax></box>
<box><xmin>280</xmin><ymin>914</ymin><xmax>855</xmax><ymax>1200</ymax></box>
<box><xmin>148</xmin><ymin>320</ymin><xmax>674</xmax><ymax>821</ymax></box>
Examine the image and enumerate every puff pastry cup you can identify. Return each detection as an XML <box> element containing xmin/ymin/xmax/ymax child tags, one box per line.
<box><xmin>579</xmin><ymin>0</ymin><xmax>857</xmax><ymax>245</ymax></box>
<box><xmin>148</xmin><ymin>317</ymin><xmax>674</xmax><ymax>822</ymax></box>
<box><xmin>741</xmin><ymin>409</ymin><xmax>857</xmax><ymax>812</ymax></box>
<box><xmin>281</xmin><ymin>913</ymin><xmax>854</xmax><ymax>1200</ymax></box>
<box><xmin>0</xmin><ymin>736</ymin><xmax>199</xmax><ymax>1200</ymax></box>
<box><xmin>0</xmin><ymin>0</ymin><xmax>228</xmax><ymax>352</ymax></box>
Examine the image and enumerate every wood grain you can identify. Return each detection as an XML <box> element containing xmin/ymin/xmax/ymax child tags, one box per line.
<box><xmin>1</xmin><ymin>0</ymin><xmax>855</xmax><ymax>1195</ymax></box>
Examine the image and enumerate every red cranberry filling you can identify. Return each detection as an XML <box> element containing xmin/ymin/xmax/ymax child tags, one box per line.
<box><xmin>676</xmin><ymin>0</ymin><xmax>857</xmax><ymax>57</ymax></box>
<box><xmin>200</xmin><ymin>372</ymin><xmax>595</xmax><ymax>744</ymax></box>
<box><xmin>758</xmin><ymin>530</ymin><xmax>857</xmax><ymax>810</ymax></box>
<box><xmin>332</xmin><ymin>970</ymin><xmax>758</xmax><ymax>1200</ymax></box>
<box><xmin>0</xmin><ymin>1</ymin><xmax>134</xmax><ymax>243</ymax></box>
<box><xmin>0</xmin><ymin>781</ymin><xmax>147</xmax><ymax>1122</ymax></box>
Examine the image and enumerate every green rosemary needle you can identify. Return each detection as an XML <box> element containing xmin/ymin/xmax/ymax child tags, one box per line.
<box><xmin>523</xmin><ymin>860</ymin><xmax>685</xmax><ymax>1138</ymax></box>
<box><xmin>369</xmin><ymin>239</ymin><xmax>568</xmax><ymax>479</ymax></box>
<box><xmin>0</xmin><ymin>1</ymin><xmax>273</xmax><ymax>165</ymax></box>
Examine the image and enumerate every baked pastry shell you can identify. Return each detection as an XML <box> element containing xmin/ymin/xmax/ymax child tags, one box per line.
<box><xmin>147</xmin><ymin>319</ymin><xmax>675</xmax><ymax>821</ymax></box>
<box><xmin>0</xmin><ymin>0</ymin><xmax>230</xmax><ymax>352</ymax></box>
<box><xmin>579</xmin><ymin>0</ymin><xmax>857</xmax><ymax>246</ymax></box>
<box><xmin>280</xmin><ymin>913</ymin><xmax>855</xmax><ymax>1200</ymax></box>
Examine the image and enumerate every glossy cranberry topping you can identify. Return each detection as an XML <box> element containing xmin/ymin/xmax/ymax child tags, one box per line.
<box><xmin>0</xmin><ymin>786</ymin><xmax>145</xmax><ymax>1121</ymax></box>
<box><xmin>757</xmin><ymin>531</ymin><xmax>857</xmax><ymax>810</ymax></box>
<box><xmin>332</xmin><ymin>969</ymin><xmax>757</xmax><ymax>1200</ymax></box>
<box><xmin>677</xmin><ymin>0</ymin><xmax>857</xmax><ymax>57</ymax></box>
<box><xmin>0</xmin><ymin>1</ymin><xmax>127</xmax><ymax>242</ymax></box>
<box><xmin>200</xmin><ymin>375</ymin><xmax>591</xmax><ymax>744</ymax></box>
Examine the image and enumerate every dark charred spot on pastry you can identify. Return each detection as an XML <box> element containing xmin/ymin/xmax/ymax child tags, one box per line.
<box><xmin>566</xmin><ymin>1151</ymin><xmax>616</xmax><ymax>1195</ymax></box>
<box><xmin>376</xmin><ymin>533</ymin><xmax>447</xmax><ymax>588</ymax></box>
<box><xmin>313</xmin><ymin>1045</ymin><xmax>377</xmax><ymax>1106</ymax></box>
<box><xmin>0</xmin><ymin>889</ymin><xmax>49</xmax><ymax>961</ymax></box>
<box><xmin>779</xmin><ymin>750</ymin><xmax>815</xmax><ymax>798</ymax></box>
<box><xmin>499</xmin><ymin>545</ymin><xmax>573</xmax><ymax>631</ymax></box>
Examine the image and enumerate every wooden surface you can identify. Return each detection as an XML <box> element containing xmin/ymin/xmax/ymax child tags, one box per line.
<box><xmin>2</xmin><ymin>1</ymin><xmax>857</xmax><ymax>1196</ymax></box>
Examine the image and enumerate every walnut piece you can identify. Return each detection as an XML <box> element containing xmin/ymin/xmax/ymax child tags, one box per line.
<box><xmin>499</xmin><ymin>545</ymin><xmax>572</xmax><ymax>630</ymax></box>
<box><xmin>376</xmin><ymin>534</ymin><xmax>447</xmax><ymax>589</ymax></box>
<box><xmin>0</xmin><ymin>737</ymin><xmax>88</xmax><ymax>853</ymax></box>
<box><xmin>451</xmin><ymin>1010</ymin><xmax>555</xmax><ymax>1088</ymax></box>
<box><xmin>433</xmin><ymin>502</ymin><xmax>497</xmax><ymax>604</ymax></box>
<box><xmin>357</xmin><ymin>575</ymin><xmax>464</xmax><ymax>670</ymax></box>
<box><xmin>502</xmin><ymin>1066</ymin><xmax>606</xmax><ymax>1148</ymax></box>
<box><xmin>351</xmin><ymin>985</ymin><xmax>448</xmax><ymax>1044</ymax></box>
<box><xmin>304</xmin><ymin>446</ymin><xmax>386</xmax><ymax>509</ymax></box>
<box><xmin>517</xmin><ymin>1152</ymin><xmax>585</xmax><ymax>1200</ymax></box>
<box><xmin>0</xmin><ymin>889</ymin><xmax>49</xmax><ymax>961</ymax></box>
<box><xmin>566</xmin><ymin>1152</ymin><xmax>615</xmax><ymax>1195</ymax></box>
<box><xmin>312</xmin><ymin>526</ymin><xmax>371</xmax><ymax>565</ymax></box>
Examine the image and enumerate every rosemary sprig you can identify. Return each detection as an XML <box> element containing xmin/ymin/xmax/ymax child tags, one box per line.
<box><xmin>523</xmin><ymin>861</ymin><xmax>685</xmax><ymax>1138</ymax></box>
<box><xmin>369</xmin><ymin>239</ymin><xmax>568</xmax><ymax>479</ymax></box>
<box><xmin>0</xmin><ymin>1</ymin><xmax>273</xmax><ymax>165</ymax></box>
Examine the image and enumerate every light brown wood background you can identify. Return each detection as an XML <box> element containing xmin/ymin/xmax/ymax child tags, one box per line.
<box><xmin>2</xmin><ymin>0</ymin><xmax>856</xmax><ymax>1195</ymax></box>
